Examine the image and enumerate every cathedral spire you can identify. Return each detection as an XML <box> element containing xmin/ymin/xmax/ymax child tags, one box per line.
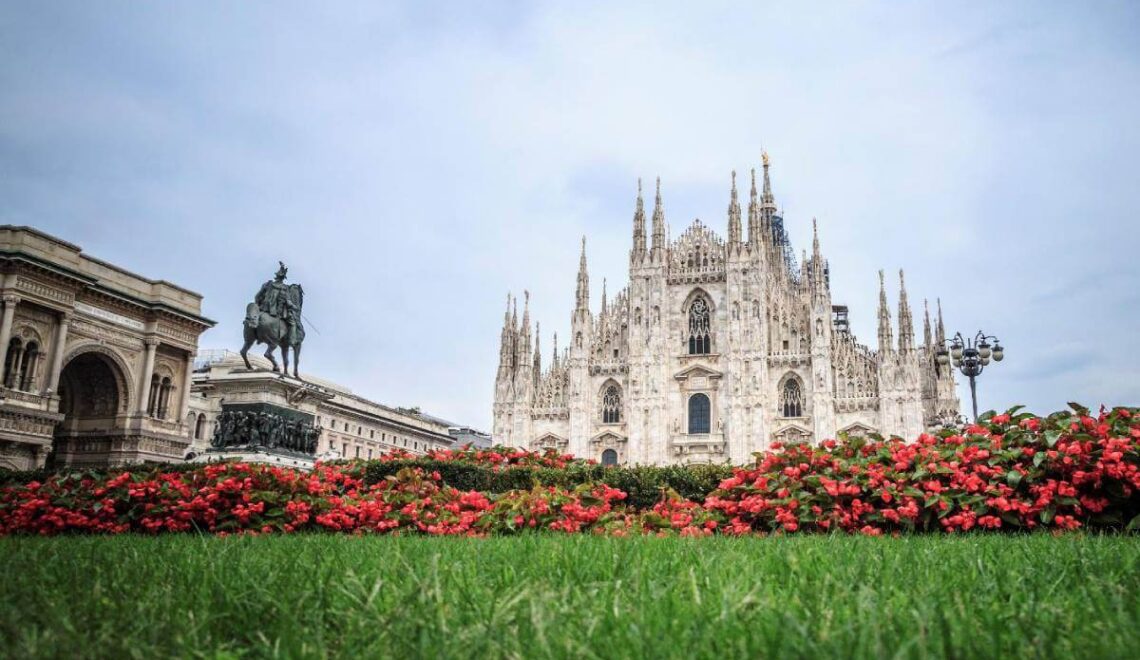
<box><xmin>810</xmin><ymin>218</ymin><xmax>827</xmax><ymax>299</ymax></box>
<box><xmin>533</xmin><ymin>321</ymin><xmax>542</xmax><ymax>388</ymax></box>
<box><xmin>936</xmin><ymin>297</ymin><xmax>946</xmax><ymax>345</ymax></box>
<box><xmin>575</xmin><ymin>237</ymin><xmax>590</xmax><ymax>313</ymax></box>
<box><xmin>727</xmin><ymin>170</ymin><xmax>742</xmax><ymax>246</ymax></box>
<box><xmin>651</xmin><ymin>177</ymin><xmax>666</xmax><ymax>259</ymax></box>
<box><xmin>747</xmin><ymin>167</ymin><xmax>760</xmax><ymax>247</ymax></box>
<box><xmin>897</xmin><ymin>270</ymin><xmax>914</xmax><ymax>352</ymax></box>
<box><xmin>551</xmin><ymin>331</ymin><xmax>559</xmax><ymax>368</ymax></box>
<box><xmin>811</xmin><ymin>218</ymin><xmax>821</xmax><ymax>262</ymax></box>
<box><xmin>760</xmin><ymin>151</ymin><xmax>777</xmax><ymax>232</ymax></box>
<box><xmin>601</xmin><ymin>277</ymin><xmax>608</xmax><ymax>317</ymax></box>
<box><xmin>877</xmin><ymin>270</ymin><xmax>893</xmax><ymax>353</ymax></box>
<box><xmin>498</xmin><ymin>292</ymin><xmax>513</xmax><ymax>376</ymax></box>
<box><xmin>631</xmin><ymin>178</ymin><xmax>647</xmax><ymax>261</ymax></box>
<box><xmin>520</xmin><ymin>290</ymin><xmax>532</xmax><ymax>357</ymax></box>
<box><xmin>923</xmin><ymin>299</ymin><xmax>933</xmax><ymax>350</ymax></box>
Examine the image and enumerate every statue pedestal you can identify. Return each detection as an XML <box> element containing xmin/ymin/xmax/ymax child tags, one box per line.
<box><xmin>196</xmin><ymin>446</ymin><xmax>317</xmax><ymax>471</ymax></box>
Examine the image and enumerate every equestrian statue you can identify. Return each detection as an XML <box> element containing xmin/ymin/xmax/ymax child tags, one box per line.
<box><xmin>240</xmin><ymin>261</ymin><xmax>306</xmax><ymax>378</ymax></box>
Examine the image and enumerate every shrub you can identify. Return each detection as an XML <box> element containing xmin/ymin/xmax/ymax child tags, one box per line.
<box><xmin>0</xmin><ymin>404</ymin><xmax>1136</xmax><ymax>537</ymax></box>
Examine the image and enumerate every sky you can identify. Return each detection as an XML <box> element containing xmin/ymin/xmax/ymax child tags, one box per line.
<box><xmin>2</xmin><ymin>1</ymin><xmax>1138</xmax><ymax>430</ymax></box>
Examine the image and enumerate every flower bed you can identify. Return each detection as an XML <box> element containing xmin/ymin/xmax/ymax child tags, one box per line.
<box><xmin>1</xmin><ymin>405</ymin><xmax>1137</xmax><ymax>536</ymax></box>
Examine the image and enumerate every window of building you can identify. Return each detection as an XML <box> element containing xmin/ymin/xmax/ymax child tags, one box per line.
<box><xmin>368</xmin><ymin>448</ymin><xmax>373</xmax><ymax>460</ymax></box>
<box><xmin>146</xmin><ymin>374</ymin><xmax>174</xmax><ymax>419</ymax></box>
<box><xmin>370</xmin><ymin>430</ymin><xmax>374</xmax><ymax>439</ymax></box>
<box><xmin>147</xmin><ymin>374</ymin><xmax>160</xmax><ymax>417</ymax></box>
<box><xmin>688</xmin><ymin>393</ymin><xmax>711</xmax><ymax>434</ymax></box>
<box><xmin>601</xmin><ymin>384</ymin><xmax>621</xmax><ymax>424</ymax></box>
<box><xmin>781</xmin><ymin>377</ymin><xmax>803</xmax><ymax>418</ymax></box>
<box><xmin>158</xmin><ymin>377</ymin><xmax>173</xmax><ymax>419</ymax></box>
<box><xmin>687</xmin><ymin>297</ymin><xmax>711</xmax><ymax>354</ymax></box>
<box><xmin>194</xmin><ymin>414</ymin><xmax>206</xmax><ymax>440</ymax></box>
<box><xmin>601</xmin><ymin>448</ymin><xmax>618</xmax><ymax>466</ymax></box>
<box><xmin>341</xmin><ymin>442</ymin><xmax>348</xmax><ymax>457</ymax></box>
<box><xmin>355</xmin><ymin>446</ymin><xmax>360</xmax><ymax>458</ymax></box>
<box><xmin>3</xmin><ymin>338</ymin><xmax>21</xmax><ymax>389</ymax></box>
<box><xmin>3</xmin><ymin>338</ymin><xmax>43</xmax><ymax>391</ymax></box>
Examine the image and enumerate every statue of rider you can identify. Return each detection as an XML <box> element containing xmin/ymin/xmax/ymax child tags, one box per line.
<box><xmin>253</xmin><ymin>261</ymin><xmax>300</xmax><ymax>336</ymax></box>
<box><xmin>256</xmin><ymin>262</ymin><xmax>290</xmax><ymax>319</ymax></box>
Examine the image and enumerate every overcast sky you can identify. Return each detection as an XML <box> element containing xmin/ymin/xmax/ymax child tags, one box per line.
<box><xmin>2</xmin><ymin>2</ymin><xmax>1138</xmax><ymax>430</ymax></box>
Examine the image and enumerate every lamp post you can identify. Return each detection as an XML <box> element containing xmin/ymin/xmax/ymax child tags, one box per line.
<box><xmin>936</xmin><ymin>331</ymin><xmax>1005</xmax><ymax>423</ymax></box>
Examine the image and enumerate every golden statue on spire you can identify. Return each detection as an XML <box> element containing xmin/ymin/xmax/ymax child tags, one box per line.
<box><xmin>762</xmin><ymin>151</ymin><xmax>770</xmax><ymax>167</ymax></box>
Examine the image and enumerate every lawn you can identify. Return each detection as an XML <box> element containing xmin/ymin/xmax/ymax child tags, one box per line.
<box><xmin>1</xmin><ymin>534</ymin><xmax>1137</xmax><ymax>659</ymax></box>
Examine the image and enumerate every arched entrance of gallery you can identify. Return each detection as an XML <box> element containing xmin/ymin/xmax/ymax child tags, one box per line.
<box><xmin>49</xmin><ymin>350</ymin><xmax>130</xmax><ymax>468</ymax></box>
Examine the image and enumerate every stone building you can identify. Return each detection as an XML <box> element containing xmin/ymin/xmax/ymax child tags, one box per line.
<box><xmin>0</xmin><ymin>226</ymin><xmax>213</xmax><ymax>469</ymax></box>
<box><xmin>186</xmin><ymin>350</ymin><xmax>457</xmax><ymax>465</ymax></box>
<box><xmin>446</xmin><ymin>426</ymin><xmax>493</xmax><ymax>449</ymax></box>
<box><xmin>492</xmin><ymin>155</ymin><xmax>960</xmax><ymax>465</ymax></box>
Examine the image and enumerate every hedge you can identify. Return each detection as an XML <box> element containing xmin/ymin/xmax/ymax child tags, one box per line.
<box><xmin>361</xmin><ymin>460</ymin><xmax>735</xmax><ymax>510</ymax></box>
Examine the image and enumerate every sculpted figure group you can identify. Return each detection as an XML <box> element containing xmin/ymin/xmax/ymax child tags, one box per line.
<box><xmin>210</xmin><ymin>409</ymin><xmax>320</xmax><ymax>455</ymax></box>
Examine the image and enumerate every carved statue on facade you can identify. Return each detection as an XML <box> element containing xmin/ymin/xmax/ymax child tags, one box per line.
<box><xmin>209</xmin><ymin>409</ymin><xmax>317</xmax><ymax>455</ymax></box>
<box><xmin>240</xmin><ymin>262</ymin><xmax>306</xmax><ymax>378</ymax></box>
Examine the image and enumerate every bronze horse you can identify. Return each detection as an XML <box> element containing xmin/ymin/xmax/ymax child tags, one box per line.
<box><xmin>240</xmin><ymin>284</ymin><xmax>305</xmax><ymax>378</ymax></box>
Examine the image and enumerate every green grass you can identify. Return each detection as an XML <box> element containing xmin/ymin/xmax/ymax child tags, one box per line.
<box><xmin>1</xmin><ymin>535</ymin><xmax>1138</xmax><ymax>659</ymax></box>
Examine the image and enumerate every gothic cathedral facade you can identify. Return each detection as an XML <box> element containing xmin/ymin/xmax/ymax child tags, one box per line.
<box><xmin>493</xmin><ymin>155</ymin><xmax>960</xmax><ymax>465</ymax></box>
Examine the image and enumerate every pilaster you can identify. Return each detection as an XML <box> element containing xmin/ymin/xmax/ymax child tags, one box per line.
<box><xmin>43</xmin><ymin>311</ymin><xmax>70</xmax><ymax>395</ymax></box>
<box><xmin>136</xmin><ymin>337</ymin><xmax>159</xmax><ymax>415</ymax></box>
<box><xmin>0</xmin><ymin>294</ymin><xmax>21</xmax><ymax>375</ymax></box>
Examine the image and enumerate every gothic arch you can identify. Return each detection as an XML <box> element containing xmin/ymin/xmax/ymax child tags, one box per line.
<box><xmin>681</xmin><ymin>287</ymin><xmax>715</xmax><ymax>315</ymax></box>
<box><xmin>60</xmin><ymin>343</ymin><xmax>134</xmax><ymax>413</ymax></box>
<box><xmin>683</xmin><ymin>288</ymin><xmax>714</xmax><ymax>355</ymax></box>
<box><xmin>599</xmin><ymin>380</ymin><xmax>622</xmax><ymax>424</ymax></box>
<box><xmin>777</xmin><ymin>372</ymin><xmax>804</xmax><ymax>418</ymax></box>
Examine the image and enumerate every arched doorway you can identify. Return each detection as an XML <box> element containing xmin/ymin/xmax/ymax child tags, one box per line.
<box><xmin>50</xmin><ymin>352</ymin><xmax>126</xmax><ymax>468</ymax></box>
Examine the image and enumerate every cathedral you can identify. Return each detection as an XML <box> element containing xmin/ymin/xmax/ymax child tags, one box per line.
<box><xmin>492</xmin><ymin>154</ymin><xmax>961</xmax><ymax>466</ymax></box>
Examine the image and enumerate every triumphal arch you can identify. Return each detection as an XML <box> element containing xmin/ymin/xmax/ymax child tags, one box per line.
<box><xmin>0</xmin><ymin>226</ymin><xmax>213</xmax><ymax>469</ymax></box>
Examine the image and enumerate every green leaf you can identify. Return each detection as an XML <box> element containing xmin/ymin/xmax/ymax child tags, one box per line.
<box><xmin>1005</xmin><ymin>471</ymin><xmax>1022</xmax><ymax>487</ymax></box>
<box><xmin>1067</xmin><ymin>402</ymin><xmax>1089</xmax><ymax>415</ymax></box>
<box><xmin>1045</xmin><ymin>430</ymin><xmax>1062</xmax><ymax>448</ymax></box>
<box><xmin>1126</xmin><ymin>514</ymin><xmax>1140</xmax><ymax>531</ymax></box>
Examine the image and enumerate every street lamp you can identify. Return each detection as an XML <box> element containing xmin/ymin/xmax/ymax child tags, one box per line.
<box><xmin>935</xmin><ymin>330</ymin><xmax>1005</xmax><ymax>422</ymax></box>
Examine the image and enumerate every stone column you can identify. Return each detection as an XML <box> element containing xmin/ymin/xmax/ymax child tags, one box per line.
<box><xmin>10</xmin><ymin>345</ymin><xmax>25</xmax><ymax>390</ymax></box>
<box><xmin>0</xmin><ymin>295</ymin><xmax>20</xmax><ymax>382</ymax></box>
<box><xmin>178</xmin><ymin>351</ymin><xmax>196</xmax><ymax>424</ymax></box>
<box><xmin>136</xmin><ymin>338</ymin><xmax>158</xmax><ymax>415</ymax></box>
<box><xmin>43</xmin><ymin>313</ymin><xmax>70</xmax><ymax>395</ymax></box>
